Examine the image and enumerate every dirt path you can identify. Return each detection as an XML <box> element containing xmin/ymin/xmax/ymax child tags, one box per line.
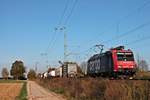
<box><xmin>27</xmin><ymin>81</ymin><xmax>66</xmax><ymax>100</ymax></box>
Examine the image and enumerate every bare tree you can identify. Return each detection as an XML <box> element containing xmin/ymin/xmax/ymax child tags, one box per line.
<box><xmin>1</xmin><ymin>68</ymin><xmax>9</xmax><ymax>80</ymax></box>
<box><xmin>80</xmin><ymin>62</ymin><xmax>87</xmax><ymax>75</ymax></box>
<box><xmin>138</xmin><ymin>60</ymin><xmax>149</xmax><ymax>71</ymax></box>
<box><xmin>136</xmin><ymin>53</ymin><xmax>149</xmax><ymax>71</ymax></box>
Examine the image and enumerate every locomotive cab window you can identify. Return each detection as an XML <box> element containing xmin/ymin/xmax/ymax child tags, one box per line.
<box><xmin>125</xmin><ymin>53</ymin><xmax>134</xmax><ymax>61</ymax></box>
<box><xmin>117</xmin><ymin>52</ymin><xmax>134</xmax><ymax>61</ymax></box>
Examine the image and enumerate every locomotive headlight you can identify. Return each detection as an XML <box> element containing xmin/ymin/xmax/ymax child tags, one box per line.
<box><xmin>130</xmin><ymin>66</ymin><xmax>133</xmax><ymax>68</ymax></box>
<box><xmin>118</xmin><ymin>66</ymin><xmax>122</xmax><ymax>68</ymax></box>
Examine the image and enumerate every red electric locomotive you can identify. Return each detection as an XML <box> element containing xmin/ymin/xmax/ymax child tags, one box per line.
<box><xmin>87</xmin><ymin>46</ymin><xmax>136</xmax><ymax>78</ymax></box>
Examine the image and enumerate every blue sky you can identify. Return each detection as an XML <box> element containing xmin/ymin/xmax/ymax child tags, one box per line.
<box><xmin>0</xmin><ymin>0</ymin><xmax>150</xmax><ymax>73</ymax></box>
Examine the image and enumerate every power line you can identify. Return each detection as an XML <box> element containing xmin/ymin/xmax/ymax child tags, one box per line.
<box><xmin>45</xmin><ymin>0</ymin><xmax>78</xmax><ymax>54</ymax></box>
<box><xmin>120</xmin><ymin>0</ymin><xmax>150</xmax><ymax>21</ymax></box>
<box><xmin>58</xmin><ymin>0</ymin><xmax>70</xmax><ymax>26</ymax></box>
<box><xmin>79</xmin><ymin>47</ymin><xmax>93</xmax><ymax>55</ymax></box>
<box><xmin>125</xmin><ymin>35</ymin><xmax>150</xmax><ymax>46</ymax></box>
<box><xmin>45</xmin><ymin>0</ymin><xmax>70</xmax><ymax>54</ymax></box>
<box><xmin>75</xmin><ymin>0</ymin><xmax>150</xmax><ymax>61</ymax></box>
<box><xmin>103</xmin><ymin>0</ymin><xmax>150</xmax><ymax>43</ymax></box>
<box><xmin>110</xmin><ymin>0</ymin><xmax>150</xmax><ymax>44</ymax></box>
<box><xmin>45</xmin><ymin>28</ymin><xmax>57</xmax><ymax>53</ymax></box>
<box><xmin>59</xmin><ymin>0</ymin><xmax>79</xmax><ymax>61</ymax></box>
<box><xmin>80</xmin><ymin>0</ymin><xmax>150</xmax><ymax>51</ymax></box>
<box><xmin>102</xmin><ymin>21</ymin><xmax>150</xmax><ymax>44</ymax></box>
<box><xmin>64</xmin><ymin>0</ymin><xmax>78</xmax><ymax>25</ymax></box>
<box><xmin>79</xmin><ymin>35</ymin><xmax>150</xmax><ymax>61</ymax></box>
<box><xmin>116</xmin><ymin>0</ymin><xmax>150</xmax><ymax>33</ymax></box>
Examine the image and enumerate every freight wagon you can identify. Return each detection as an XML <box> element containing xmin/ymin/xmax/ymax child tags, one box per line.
<box><xmin>55</xmin><ymin>67</ymin><xmax>62</xmax><ymax>77</ymax></box>
<box><xmin>49</xmin><ymin>70</ymin><xmax>56</xmax><ymax>77</ymax></box>
<box><xmin>62</xmin><ymin>62</ymin><xmax>78</xmax><ymax>77</ymax></box>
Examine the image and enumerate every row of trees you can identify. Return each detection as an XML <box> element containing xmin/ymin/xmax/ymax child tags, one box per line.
<box><xmin>1</xmin><ymin>60</ymin><xmax>37</xmax><ymax>80</ymax></box>
<box><xmin>1</xmin><ymin>60</ymin><xmax>26</xmax><ymax>80</ymax></box>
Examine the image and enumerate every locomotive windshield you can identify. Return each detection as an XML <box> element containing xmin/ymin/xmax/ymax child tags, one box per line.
<box><xmin>117</xmin><ymin>52</ymin><xmax>134</xmax><ymax>61</ymax></box>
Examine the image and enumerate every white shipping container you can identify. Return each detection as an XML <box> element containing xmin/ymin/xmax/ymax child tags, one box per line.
<box><xmin>50</xmin><ymin>70</ymin><xmax>56</xmax><ymax>77</ymax></box>
<box><xmin>55</xmin><ymin>67</ymin><xmax>62</xmax><ymax>77</ymax></box>
<box><xmin>67</xmin><ymin>63</ymin><xmax>77</xmax><ymax>76</ymax></box>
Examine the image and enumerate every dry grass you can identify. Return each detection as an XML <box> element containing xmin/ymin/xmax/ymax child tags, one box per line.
<box><xmin>0</xmin><ymin>83</ymin><xmax>23</xmax><ymax>100</ymax></box>
<box><xmin>135</xmin><ymin>71</ymin><xmax>150</xmax><ymax>79</ymax></box>
<box><xmin>104</xmin><ymin>80</ymin><xmax>149</xmax><ymax>100</ymax></box>
<box><xmin>36</xmin><ymin>78</ymin><xmax>150</xmax><ymax>100</ymax></box>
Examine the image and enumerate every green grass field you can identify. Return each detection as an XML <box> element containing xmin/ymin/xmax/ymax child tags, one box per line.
<box><xmin>0</xmin><ymin>79</ymin><xmax>26</xmax><ymax>83</ymax></box>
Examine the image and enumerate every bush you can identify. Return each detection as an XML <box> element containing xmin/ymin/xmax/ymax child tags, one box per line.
<box><xmin>27</xmin><ymin>69</ymin><xmax>36</xmax><ymax>80</ymax></box>
<box><xmin>135</xmin><ymin>71</ymin><xmax>150</xmax><ymax>80</ymax></box>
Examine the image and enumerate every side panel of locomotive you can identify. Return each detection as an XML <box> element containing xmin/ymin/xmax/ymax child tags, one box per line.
<box><xmin>87</xmin><ymin>52</ymin><xmax>113</xmax><ymax>76</ymax></box>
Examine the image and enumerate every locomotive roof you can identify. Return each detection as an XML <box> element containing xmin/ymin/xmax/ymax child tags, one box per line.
<box><xmin>110</xmin><ymin>46</ymin><xmax>132</xmax><ymax>52</ymax></box>
<box><xmin>111</xmin><ymin>49</ymin><xmax>133</xmax><ymax>53</ymax></box>
<box><xmin>88</xmin><ymin>51</ymin><xmax>111</xmax><ymax>61</ymax></box>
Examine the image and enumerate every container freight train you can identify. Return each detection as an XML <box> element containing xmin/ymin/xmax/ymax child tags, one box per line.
<box><xmin>87</xmin><ymin>46</ymin><xmax>136</xmax><ymax>78</ymax></box>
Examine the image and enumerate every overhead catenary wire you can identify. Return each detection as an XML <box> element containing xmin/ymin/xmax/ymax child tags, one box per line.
<box><xmin>77</xmin><ymin>0</ymin><xmax>150</xmax><ymax>62</ymax></box>
<box><xmin>45</xmin><ymin>0</ymin><xmax>150</xmax><ymax>63</ymax></box>
<box><xmin>104</xmin><ymin>0</ymin><xmax>150</xmax><ymax>44</ymax></box>
<box><xmin>79</xmin><ymin>21</ymin><xmax>150</xmax><ymax>57</ymax></box>
<box><xmin>44</xmin><ymin>0</ymin><xmax>79</xmax><ymax>63</ymax></box>
<box><xmin>45</xmin><ymin>0</ymin><xmax>70</xmax><ymax>54</ymax></box>
<box><xmin>102</xmin><ymin>21</ymin><xmax>150</xmax><ymax>44</ymax></box>
<box><xmin>44</xmin><ymin>30</ymin><xmax>59</xmax><ymax>55</ymax></box>
<box><xmin>125</xmin><ymin>35</ymin><xmax>150</xmax><ymax>46</ymax></box>
<box><xmin>61</xmin><ymin>0</ymin><xmax>150</xmax><ymax>60</ymax></box>
<box><xmin>58</xmin><ymin>0</ymin><xmax>70</xmax><ymax>26</ymax></box>
<box><xmin>45</xmin><ymin>28</ymin><xmax>57</xmax><ymax>53</ymax></box>
<box><xmin>70</xmin><ymin>0</ymin><xmax>150</xmax><ymax>62</ymax></box>
<box><xmin>117</xmin><ymin>0</ymin><xmax>150</xmax><ymax>24</ymax></box>
<box><xmin>103</xmin><ymin>0</ymin><xmax>150</xmax><ymax>44</ymax></box>
<box><xmin>64</xmin><ymin>0</ymin><xmax>78</xmax><ymax>25</ymax></box>
<box><xmin>79</xmin><ymin>0</ymin><xmax>150</xmax><ymax>54</ymax></box>
<box><xmin>48</xmin><ymin>0</ymin><xmax>78</xmax><ymax>50</ymax></box>
<box><xmin>78</xmin><ymin>44</ymin><xmax>111</xmax><ymax>61</ymax></box>
<box><xmin>79</xmin><ymin>35</ymin><xmax>150</xmax><ymax>61</ymax></box>
<box><xmin>59</xmin><ymin>0</ymin><xmax>78</xmax><ymax>61</ymax></box>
